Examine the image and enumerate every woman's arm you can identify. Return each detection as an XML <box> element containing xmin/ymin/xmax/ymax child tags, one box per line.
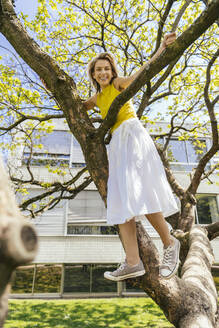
<box><xmin>114</xmin><ymin>32</ymin><xmax>176</xmax><ymax>90</ymax></box>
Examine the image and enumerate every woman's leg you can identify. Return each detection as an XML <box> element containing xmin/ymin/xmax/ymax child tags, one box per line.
<box><xmin>118</xmin><ymin>212</ymin><xmax>173</xmax><ymax>267</ymax></box>
<box><xmin>118</xmin><ymin>218</ymin><xmax>140</xmax><ymax>266</ymax></box>
<box><xmin>145</xmin><ymin>212</ymin><xmax>174</xmax><ymax>247</ymax></box>
<box><xmin>146</xmin><ymin>212</ymin><xmax>180</xmax><ymax>279</ymax></box>
<box><xmin>104</xmin><ymin>217</ymin><xmax>145</xmax><ymax>281</ymax></box>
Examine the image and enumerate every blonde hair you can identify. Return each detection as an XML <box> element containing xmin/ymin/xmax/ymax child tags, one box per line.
<box><xmin>87</xmin><ymin>52</ymin><xmax>119</xmax><ymax>93</ymax></box>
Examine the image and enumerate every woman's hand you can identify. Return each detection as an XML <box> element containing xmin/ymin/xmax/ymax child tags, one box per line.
<box><xmin>161</xmin><ymin>32</ymin><xmax>176</xmax><ymax>50</ymax></box>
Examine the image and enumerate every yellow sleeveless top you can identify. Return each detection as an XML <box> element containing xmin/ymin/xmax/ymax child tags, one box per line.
<box><xmin>96</xmin><ymin>83</ymin><xmax>137</xmax><ymax>133</ymax></box>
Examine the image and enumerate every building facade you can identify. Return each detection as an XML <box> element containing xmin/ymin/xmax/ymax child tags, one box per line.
<box><xmin>10</xmin><ymin>120</ymin><xmax>219</xmax><ymax>298</ymax></box>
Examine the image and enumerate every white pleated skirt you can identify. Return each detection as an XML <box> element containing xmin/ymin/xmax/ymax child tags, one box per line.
<box><xmin>107</xmin><ymin>118</ymin><xmax>179</xmax><ymax>225</ymax></box>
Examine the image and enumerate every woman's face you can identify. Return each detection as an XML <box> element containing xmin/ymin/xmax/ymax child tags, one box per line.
<box><xmin>93</xmin><ymin>59</ymin><xmax>113</xmax><ymax>89</ymax></box>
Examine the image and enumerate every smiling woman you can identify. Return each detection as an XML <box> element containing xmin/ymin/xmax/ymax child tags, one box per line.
<box><xmin>92</xmin><ymin>59</ymin><xmax>115</xmax><ymax>89</ymax></box>
<box><xmin>87</xmin><ymin>53</ymin><xmax>119</xmax><ymax>93</ymax></box>
<box><xmin>83</xmin><ymin>44</ymin><xmax>181</xmax><ymax>282</ymax></box>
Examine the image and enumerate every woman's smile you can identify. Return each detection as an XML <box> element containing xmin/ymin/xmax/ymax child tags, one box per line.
<box><xmin>93</xmin><ymin>59</ymin><xmax>113</xmax><ymax>88</ymax></box>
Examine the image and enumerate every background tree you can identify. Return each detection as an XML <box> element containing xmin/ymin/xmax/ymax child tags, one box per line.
<box><xmin>0</xmin><ymin>0</ymin><xmax>219</xmax><ymax>326</ymax></box>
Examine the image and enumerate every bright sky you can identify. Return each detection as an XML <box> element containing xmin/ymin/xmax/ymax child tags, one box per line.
<box><xmin>0</xmin><ymin>0</ymin><xmax>38</xmax><ymax>55</ymax></box>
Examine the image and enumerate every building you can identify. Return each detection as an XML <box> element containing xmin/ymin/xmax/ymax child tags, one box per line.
<box><xmin>9</xmin><ymin>119</ymin><xmax>219</xmax><ymax>298</ymax></box>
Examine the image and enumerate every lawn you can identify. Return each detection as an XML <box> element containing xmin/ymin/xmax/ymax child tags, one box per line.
<box><xmin>5</xmin><ymin>298</ymin><xmax>174</xmax><ymax>328</ymax></box>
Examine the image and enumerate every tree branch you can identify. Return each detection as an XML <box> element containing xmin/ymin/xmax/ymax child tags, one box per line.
<box><xmin>205</xmin><ymin>222</ymin><xmax>219</xmax><ymax>240</ymax></box>
<box><xmin>187</xmin><ymin>49</ymin><xmax>219</xmax><ymax>194</ymax></box>
<box><xmin>0</xmin><ymin>0</ymin><xmax>94</xmax><ymax>139</ymax></box>
<box><xmin>98</xmin><ymin>0</ymin><xmax>219</xmax><ymax>137</ymax></box>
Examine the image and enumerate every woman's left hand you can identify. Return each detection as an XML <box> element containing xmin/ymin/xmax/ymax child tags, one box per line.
<box><xmin>161</xmin><ymin>32</ymin><xmax>176</xmax><ymax>49</ymax></box>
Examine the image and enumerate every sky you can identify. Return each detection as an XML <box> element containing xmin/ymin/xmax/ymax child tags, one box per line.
<box><xmin>0</xmin><ymin>0</ymin><xmax>38</xmax><ymax>55</ymax></box>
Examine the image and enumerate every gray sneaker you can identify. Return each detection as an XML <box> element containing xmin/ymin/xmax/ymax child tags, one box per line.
<box><xmin>104</xmin><ymin>259</ymin><xmax>145</xmax><ymax>281</ymax></box>
<box><xmin>160</xmin><ymin>237</ymin><xmax>180</xmax><ymax>279</ymax></box>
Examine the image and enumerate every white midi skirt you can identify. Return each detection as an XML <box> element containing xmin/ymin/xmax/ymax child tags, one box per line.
<box><xmin>107</xmin><ymin>118</ymin><xmax>179</xmax><ymax>225</ymax></box>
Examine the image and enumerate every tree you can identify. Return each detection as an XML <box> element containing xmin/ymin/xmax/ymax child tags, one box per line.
<box><xmin>0</xmin><ymin>0</ymin><xmax>219</xmax><ymax>326</ymax></box>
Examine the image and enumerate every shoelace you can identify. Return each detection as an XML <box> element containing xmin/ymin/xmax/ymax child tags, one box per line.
<box><xmin>115</xmin><ymin>262</ymin><xmax>126</xmax><ymax>273</ymax></box>
<box><xmin>162</xmin><ymin>246</ymin><xmax>173</xmax><ymax>266</ymax></box>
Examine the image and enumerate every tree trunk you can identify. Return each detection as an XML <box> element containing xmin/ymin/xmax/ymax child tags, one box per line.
<box><xmin>0</xmin><ymin>155</ymin><xmax>38</xmax><ymax>326</ymax></box>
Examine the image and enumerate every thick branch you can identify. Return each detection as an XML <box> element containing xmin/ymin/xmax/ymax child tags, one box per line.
<box><xmin>180</xmin><ymin>225</ymin><xmax>217</xmax><ymax>326</ymax></box>
<box><xmin>98</xmin><ymin>0</ymin><xmax>219</xmax><ymax>137</ymax></box>
<box><xmin>205</xmin><ymin>222</ymin><xmax>219</xmax><ymax>240</ymax></box>
<box><xmin>0</xmin><ymin>0</ymin><xmax>93</xmax><ymax>140</ymax></box>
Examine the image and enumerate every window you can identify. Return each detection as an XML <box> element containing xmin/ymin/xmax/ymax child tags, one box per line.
<box><xmin>11</xmin><ymin>265</ymin><xmax>62</xmax><ymax>294</ymax></box>
<box><xmin>22</xmin><ymin>130</ymin><xmax>71</xmax><ymax>167</ymax></box>
<box><xmin>91</xmin><ymin>264</ymin><xmax>117</xmax><ymax>292</ymax></box>
<box><xmin>70</xmin><ymin>137</ymin><xmax>85</xmax><ymax>168</ymax></box>
<box><xmin>64</xmin><ymin>264</ymin><xmax>91</xmax><ymax>293</ymax></box>
<box><xmin>196</xmin><ymin>194</ymin><xmax>219</xmax><ymax>225</ymax></box>
<box><xmin>166</xmin><ymin>138</ymin><xmax>209</xmax><ymax>171</ymax></box>
<box><xmin>11</xmin><ymin>265</ymin><xmax>34</xmax><ymax>294</ymax></box>
<box><xmin>34</xmin><ymin>264</ymin><xmax>62</xmax><ymax>293</ymax></box>
<box><xmin>22</xmin><ymin>152</ymin><xmax>70</xmax><ymax>167</ymax></box>
<box><xmin>67</xmin><ymin>224</ymin><xmax>117</xmax><ymax>235</ymax></box>
<box><xmin>63</xmin><ymin>264</ymin><xmax>117</xmax><ymax>293</ymax></box>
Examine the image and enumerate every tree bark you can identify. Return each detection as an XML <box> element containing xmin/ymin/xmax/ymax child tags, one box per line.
<box><xmin>135</xmin><ymin>222</ymin><xmax>218</xmax><ymax>327</ymax></box>
<box><xmin>0</xmin><ymin>155</ymin><xmax>38</xmax><ymax>326</ymax></box>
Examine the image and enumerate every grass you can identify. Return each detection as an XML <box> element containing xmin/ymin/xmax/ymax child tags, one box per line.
<box><xmin>5</xmin><ymin>298</ymin><xmax>174</xmax><ymax>328</ymax></box>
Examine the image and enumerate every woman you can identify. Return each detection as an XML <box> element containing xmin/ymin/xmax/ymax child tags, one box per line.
<box><xmin>84</xmin><ymin>33</ymin><xmax>180</xmax><ymax>281</ymax></box>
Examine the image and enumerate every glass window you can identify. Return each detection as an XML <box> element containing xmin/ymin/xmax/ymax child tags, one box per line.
<box><xmin>34</xmin><ymin>264</ymin><xmax>62</xmax><ymax>293</ymax></box>
<box><xmin>91</xmin><ymin>264</ymin><xmax>117</xmax><ymax>292</ymax></box>
<box><xmin>64</xmin><ymin>264</ymin><xmax>91</xmax><ymax>293</ymax></box>
<box><xmin>67</xmin><ymin>224</ymin><xmax>117</xmax><ymax>235</ymax></box>
<box><xmin>186</xmin><ymin>140</ymin><xmax>206</xmax><ymax>163</ymax></box>
<box><xmin>167</xmin><ymin>138</ymin><xmax>209</xmax><ymax>171</ymax></box>
<box><xmin>63</xmin><ymin>264</ymin><xmax>117</xmax><ymax>293</ymax></box>
<box><xmin>22</xmin><ymin>152</ymin><xmax>70</xmax><ymax>167</ymax></box>
<box><xmin>11</xmin><ymin>265</ymin><xmax>34</xmax><ymax>293</ymax></box>
<box><xmin>196</xmin><ymin>194</ymin><xmax>219</xmax><ymax>224</ymax></box>
<box><xmin>22</xmin><ymin>130</ymin><xmax>71</xmax><ymax>166</ymax></box>
<box><xmin>167</xmin><ymin>139</ymin><xmax>187</xmax><ymax>163</ymax></box>
<box><xmin>34</xmin><ymin>130</ymin><xmax>72</xmax><ymax>155</ymax></box>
